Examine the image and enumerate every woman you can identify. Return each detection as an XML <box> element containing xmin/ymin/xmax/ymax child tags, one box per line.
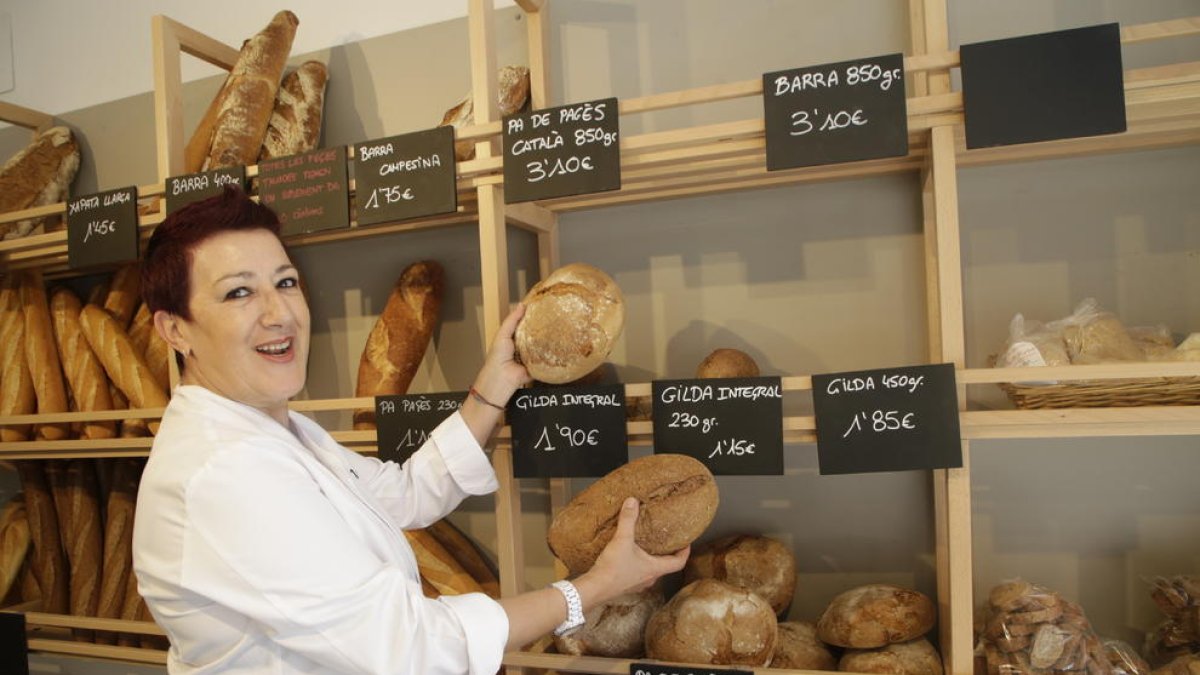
<box><xmin>132</xmin><ymin>186</ymin><xmax>688</xmax><ymax>674</ymax></box>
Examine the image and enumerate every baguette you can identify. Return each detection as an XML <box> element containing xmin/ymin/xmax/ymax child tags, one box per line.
<box><xmin>96</xmin><ymin>459</ymin><xmax>140</xmax><ymax>644</ymax></box>
<box><xmin>353</xmin><ymin>261</ymin><xmax>445</xmax><ymax>429</ymax></box>
<box><xmin>128</xmin><ymin>304</ymin><xmax>154</xmax><ymax>355</ymax></box>
<box><xmin>403</xmin><ymin>529</ymin><xmax>483</xmax><ymax>597</ymax></box>
<box><xmin>20</xmin><ymin>271</ymin><xmax>70</xmax><ymax>441</ymax></box>
<box><xmin>144</xmin><ymin>324</ymin><xmax>172</xmax><ymax>393</ymax></box>
<box><xmin>0</xmin><ymin>496</ymin><xmax>31</xmax><ymax>602</ymax></box>
<box><xmin>18</xmin><ymin>552</ymin><xmax>40</xmax><ymax>604</ymax></box>
<box><xmin>62</xmin><ymin>460</ymin><xmax>102</xmax><ymax>635</ymax></box>
<box><xmin>259</xmin><ymin>60</ymin><xmax>329</xmax><ymax>161</ymax></box>
<box><xmin>79</xmin><ymin>305</ymin><xmax>168</xmax><ymax>434</ymax></box>
<box><xmin>118</xmin><ymin>548</ymin><xmax>149</xmax><ymax>647</ymax></box>
<box><xmin>0</xmin><ymin>278</ymin><xmax>35</xmax><ymax>441</ymax></box>
<box><xmin>439</xmin><ymin>65</ymin><xmax>531</xmax><ymax>161</ymax></box>
<box><xmin>203</xmin><ymin>11</ymin><xmax>299</xmax><ymax>170</ymax></box>
<box><xmin>50</xmin><ymin>288</ymin><xmax>116</xmax><ymax>440</ymax></box>
<box><xmin>426</xmin><ymin>518</ymin><xmax>500</xmax><ymax>598</ymax></box>
<box><xmin>87</xmin><ymin>279</ymin><xmax>111</xmax><ymax>307</ymax></box>
<box><xmin>16</xmin><ymin>461</ymin><xmax>69</xmax><ymax>613</ymax></box>
<box><xmin>102</xmin><ymin>264</ymin><xmax>141</xmax><ymax>330</ymax></box>
<box><xmin>0</xmin><ymin>126</ymin><xmax>81</xmax><ymax>240</ymax></box>
<box><xmin>110</xmin><ymin>385</ymin><xmax>151</xmax><ymax>439</ymax></box>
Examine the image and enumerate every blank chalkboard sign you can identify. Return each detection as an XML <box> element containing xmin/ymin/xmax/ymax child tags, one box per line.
<box><xmin>812</xmin><ymin>363</ymin><xmax>962</xmax><ymax>475</ymax></box>
<box><xmin>257</xmin><ymin>146</ymin><xmax>350</xmax><ymax>236</ymax></box>
<box><xmin>165</xmin><ymin>166</ymin><xmax>247</xmax><ymax>214</ymax></box>
<box><xmin>374</xmin><ymin>391</ymin><xmax>466</xmax><ymax>465</ymax></box>
<box><xmin>353</xmin><ymin>127</ymin><xmax>458</xmax><ymax>226</ymax></box>
<box><xmin>961</xmin><ymin>23</ymin><xmax>1126</xmax><ymax>149</ymax></box>
<box><xmin>503</xmin><ymin>97</ymin><xmax>621</xmax><ymax>203</ymax></box>
<box><xmin>66</xmin><ymin>186</ymin><xmax>139</xmax><ymax>270</ymax></box>
<box><xmin>631</xmin><ymin>662</ymin><xmax>750</xmax><ymax>675</ymax></box>
<box><xmin>763</xmin><ymin>53</ymin><xmax>908</xmax><ymax>171</ymax></box>
<box><xmin>652</xmin><ymin>377</ymin><xmax>783</xmax><ymax>476</ymax></box>
<box><xmin>0</xmin><ymin>612</ymin><xmax>28</xmax><ymax>675</ymax></box>
<box><xmin>507</xmin><ymin>384</ymin><xmax>628</xmax><ymax>478</ymax></box>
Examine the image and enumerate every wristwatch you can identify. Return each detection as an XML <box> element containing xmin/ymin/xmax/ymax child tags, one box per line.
<box><xmin>550</xmin><ymin>579</ymin><xmax>585</xmax><ymax>636</ymax></box>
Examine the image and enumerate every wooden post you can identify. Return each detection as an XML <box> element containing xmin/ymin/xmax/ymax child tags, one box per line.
<box><xmin>151</xmin><ymin>16</ymin><xmax>184</xmax><ymax>182</ymax></box>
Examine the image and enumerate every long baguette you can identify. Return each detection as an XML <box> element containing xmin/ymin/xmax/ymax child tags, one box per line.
<box><xmin>62</xmin><ymin>460</ymin><xmax>102</xmax><ymax>639</ymax></box>
<box><xmin>96</xmin><ymin>459</ymin><xmax>139</xmax><ymax>644</ymax></box>
<box><xmin>0</xmin><ymin>278</ymin><xmax>35</xmax><ymax>441</ymax></box>
<box><xmin>16</xmin><ymin>462</ymin><xmax>69</xmax><ymax>613</ymax></box>
<box><xmin>50</xmin><ymin>288</ymin><xmax>116</xmax><ymax>440</ymax></box>
<box><xmin>144</xmin><ymin>325</ymin><xmax>172</xmax><ymax>393</ymax></box>
<box><xmin>259</xmin><ymin>60</ymin><xmax>329</xmax><ymax>161</ymax></box>
<box><xmin>20</xmin><ymin>272</ymin><xmax>70</xmax><ymax>441</ymax></box>
<box><xmin>128</xmin><ymin>304</ymin><xmax>153</xmax><ymax>355</ymax></box>
<box><xmin>426</xmin><ymin>518</ymin><xmax>500</xmax><ymax>598</ymax></box>
<box><xmin>403</xmin><ymin>529</ymin><xmax>483</xmax><ymax>597</ymax></box>
<box><xmin>102</xmin><ymin>264</ymin><xmax>141</xmax><ymax>330</ymax></box>
<box><xmin>0</xmin><ymin>496</ymin><xmax>31</xmax><ymax>602</ymax></box>
<box><xmin>110</xmin><ymin>385</ymin><xmax>151</xmax><ymax>439</ymax></box>
<box><xmin>79</xmin><ymin>305</ymin><xmax>168</xmax><ymax>434</ymax></box>
<box><xmin>0</xmin><ymin>126</ymin><xmax>80</xmax><ymax>240</ymax></box>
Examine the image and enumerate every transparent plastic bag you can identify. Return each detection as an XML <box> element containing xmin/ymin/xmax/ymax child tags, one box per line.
<box><xmin>1104</xmin><ymin>639</ymin><xmax>1151</xmax><ymax>675</ymax></box>
<box><xmin>976</xmin><ymin>579</ymin><xmax>1112</xmax><ymax>675</ymax></box>
<box><xmin>997</xmin><ymin>314</ymin><xmax>1071</xmax><ymax>371</ymax></box>
<box><xmin>1144</xmin><ymin>576</ymin><xmax>1200</xmax><ymax>667</ymax></box>
<box><xmin>1059</xmin><ymin>298</ymin><xmax>1143</xmax><ymax>364</ymax></box>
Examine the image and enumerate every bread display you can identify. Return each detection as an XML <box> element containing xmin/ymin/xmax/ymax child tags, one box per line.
<box><xmin>0</xmin><ymin>277</ymin><xmax>35</xmax><ymax>441</ymax></box>
<box><xmin>79</xmin><ymin>304</ymin><xmax>169</xmax><ymax>433</ymax></box>
<box><xmin>259</xmin><ymin>60</ymin><xmax>329</xmax><ymax>161</ymax></box>
<box><xmin>101</xmin><ymin>264</ymin><xmax>142</xmax><ymax>330</ymax></box>
<box><xmin>439</xmin><ymin>65</ymin><xmax>531</xmax><ymax>161</ymax></box>
<box><xmin>1146</xmin><ymin>576</ymin><xmax>1200</xmax><ymax>667</ymax></box>
<box><xmin>17</xmin><ymin>462</ymin><xmax>69</xmax><ymax>613</ymax></box>
<box><xmin>978</xmin><ymin>579</ymin><xmax>1112</xmax><ymax>675</ymax></box>
<box><xmin>817</xmin><ymin>583</ymin><xmax>936</xmax><ymax>648</ymax></box>
<box><xmin>19</xmin><ymin>271</ymin><xmax>70</xmax><ymax>441</ymax></box>
<box><xmin>553</xmin><ymin>586</ymin><xmax>663</xmax><ymax>658</ymax></box>
<box><xmin>0</xmin><ymin>496</ymin><xmax>31</xmax><ymax>602</ymax></box>
<box><xmin>772</xmin><ymin>621</ymin><xmax>838</xmax><ymax>671</ymax></box>
<box><xmin>403</xmin><ymin>528</ymin><xmax>483</xmax><ymax>596</ymax></box>
<box><xmin>1152</xmin><ymin>655</ymin><xmax>1200</xmax><ymax>675</ymax></box>
<box><xmin>696</xmin><ymin>348</ymin><xmax>761</xmax><ymax>379</ymax></box>
<box><xmin>50</xmin><ymin>288</ymin><xmax>117</xmax><ymax>440</ymax></box>
<box><xmin>839</xmin><ymin>637</ymin><xmax>944</xmax><ymax>675</ymax></box>
<box><xmin>0</xmin><ymin>125</ymin><xmax>81</xmax><ymax>240</ymax></box>
<box><xmin>61</xmin><ymin>460</ymin><xmax>102</xmax><ymax>628</ymax></box>
<box><xmin>425</xmin><ymin>518</ymin><xmax>499</xmax><ymax>599</ymax></box>
<box><xmin>683</xmin><ymin>534</ymin><xmax>796</xmax><ymax>616</ymax></box>
<box><xmin>644</xmin><ymin>578</ymin><xmax>778</xmax><ymax>666</ymax></box>
<box><xmin>354</xmin><ymin>260</ymin><xmax>445</xmax><ymax>429</ymax></box>
<box><xmin>515</xmin><ymin>263</ymin><xmax>625</xmax><ymax>385</ymax></box>
<box><xmin>547</xmin><ymin>453</ymin><xmax>717</xmax><ymax>575</ymax></box>
<box><xmin>96</xmin><ymin>459</ymin><xmax>140</xmax><ymax>644</ymax></box>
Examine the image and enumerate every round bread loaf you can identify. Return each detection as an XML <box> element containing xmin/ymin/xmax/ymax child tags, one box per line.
<box><xmin>772</xmin><ymin>621</ymin><xmax>838</xmax><ymax>670</ymax></box>
<box><xmin>684</xmin><ymin>534</ymin><xmax>796</xmax><ymax>616</ymax></box>
<box><xmin>547</xmin><ymin>454</ymin><xmax>717</xmax><ymax>575</ymax></box>
<box><xmin>645</xmin><ymin>579</ymin><xmax>778</xmax><ymax>666</ymax></box>
<box><xmin>553</xmin><ymin>586</ymin><xmax>664</xmax><ymax>658</ymax></box>
<box><xmin>817</xmin><ymin>584</ymin><xmax>936</xmax><ymax>648</ymax></box>
<box><xmin>696</xmin><ymin>348</ymin><xmax>760</xmax><ymax>378</ymax></box>
<box><xmin>515</xmin><ymin>263</ymin><xmax>624</xmax><ymax>384</ymax></box>
<box><xmin>839</xmin><ymin>637</ymin><xmax>944</xmax><ymax>675</ymax></box>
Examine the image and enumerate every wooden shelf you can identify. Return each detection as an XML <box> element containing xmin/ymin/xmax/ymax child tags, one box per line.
<box><xmin>504</xmin><ymin>650</ymin><xmax>829</xmax><ymax>674</ymax></box>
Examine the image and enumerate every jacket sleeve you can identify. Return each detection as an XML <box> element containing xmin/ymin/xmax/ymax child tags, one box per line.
<box><xmin>182</xmin><ymin>438</ymin><xmax>508</xmax><ymax>675</ymax></box>
<box><xmin>346</xmin><ymin>411</ymin><xmax>499</xmax><ymax>529</ymax></box>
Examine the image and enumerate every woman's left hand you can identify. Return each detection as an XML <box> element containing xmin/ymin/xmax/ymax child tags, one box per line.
<box><xmin>473</xmin><ymin>303</ymin><xmax>530</xmax><ymax>406</ymax></box>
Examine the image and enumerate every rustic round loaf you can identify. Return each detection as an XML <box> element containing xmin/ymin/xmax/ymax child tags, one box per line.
<box><xmin>771</xmin><ymin>621</ymin><xmax>837</xmax><ymax>671</ymax></box>
<box><xmin>838</xmin><ymin>637</ymin><xmax>944</xmax><ymax>675</ymax></box>
<box><xmin>817</xmin><ymin>584</ymin><xmax>936</xmax><ymax>648</ymax></box>
<box><xmin>684</xmin><ymin>534</ymin><xmax>796</xmax><ymax>616</ymax></box>
<box><xmin>515</xmin><ymin>262</ymin><xmax>624</xmax><ymax>384</ymax></box>
<box><xmin>546</xmin><ymin>454</ymin><xmax>717</xmax><ymax>575</ymax></box>
<box><xmin>645</xmin><ymin>579</ymin><xmax>778</xmax><ymax>667</ymax></box>
<box><xmin>696</xmin><ymin>348</ymin><xmax>760</xmax><ymax>379</ymax></box>
<box><xmin>553</xmin><ymin>586</ymin><xmax>664</xmax><ymax>658</ymax></box>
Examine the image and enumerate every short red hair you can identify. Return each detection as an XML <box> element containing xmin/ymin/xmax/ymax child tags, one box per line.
<box><xmin>141</xmin><ymin>186</ymin><xmax>281</xmax><ymax>320</ymax></box>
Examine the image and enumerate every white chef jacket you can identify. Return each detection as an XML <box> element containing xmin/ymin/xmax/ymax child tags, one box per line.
<box><xmin>132</xmin><ymin>384</ymin><xmax>509</xmax><ymax>674</ymax></box>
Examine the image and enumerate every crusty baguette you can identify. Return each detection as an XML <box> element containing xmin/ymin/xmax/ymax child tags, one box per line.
<box><xmin>0</xmin><ymin>126</ymin><xmax>81</xmax><ymax>240</ymax></box>
<box><xmin>185</xmin><ymin>82</ymin><xmax>229</xmax><ymax>175</ymax></box>
<box><xmin>62</xmin><ymin>460</ymin><xmax>102</xmax><ymax>637</ymax></box>
<box><xmin>143</xmin><ymin>325</ymin><xmax>172</xmax><ymax>393</ymax></box>
<box><xmin>439</xmin><ymin>65</ymin><xmax>531</xmax><ymax>161</ymax></box>
<box><xmin>79</xmin><ymin>305</ymin><xmax>168</xmax><ymax>434</ymax></box>
<box><xmin>50</xmin><ymin>288</ymin><xmax>116</xmax><ymax>440</ymax></box>
<box><xmin>203</xmin><ymin>11</ymin><xmax>299</xmax><ymax>170</ymax></box>
<box><xmin>0</xmin><ymin>495</ymin><xmax>31</xmax><ymax>602</ymax></box>
<box><xmin>110</xmin><ymin>385</ymin><xmax>151</xmax><ymax>439</ymax></box>
<box><xmin>259</xmin><ymin>60</ymin><xmax>329</xmax><ymax>161</ymax></box>
<box><xmin>102</xmin><ymin>264</ymin><xmax>141</xmax><ymax>330</ymax></box>
<box><xmin>87</xmin><ymin>279</ymin><xmax>110</xmax><ymax>307</ymax></box>
<box><xmin>117</xmin><ymin>547</ymin><xmax>148</xmax><ymax>647</ymax></box>
<box><xmin>16</xmin><ymin>461</ymin><xmax>69</xmax><ymax>613</ymax></box>
<box><xmin>353</xmin><ymin>261</ymin><xmax>444</xmax><ymax>429</ymax></box>
<box><xmin>0</xmin><ymin>278</ymin><xmax>35</xmax><ymax>441</ymax></box>
<box><xmin>20</xmin><ymin>271</ymin><xmax>70</xmax><ymax>441</ymax></box>
<box><xmin>426</xmin><ymin>518</ymin><xmax>500</xmax><ymax>598</ymax></box>
<box><xmin>128</xmin><ymin>304</ymin><xmax>153</xmax><ymax>356</ymax></box>
<box><xmin>403</xmin><ymin>529</ymin><xmax>484</xmax><ymax>597</ymax></box>
<box><xmin>96</xmin><ymin>459</ymin><xmax>140</xmax><ymax>644</ymax></box>
<box><xmin>18</xmin><ymin>554</ymin><xmax>40</xmax><ymax>602</ymax></box>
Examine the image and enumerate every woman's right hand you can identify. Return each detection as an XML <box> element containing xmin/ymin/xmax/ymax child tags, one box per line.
<box><xmin>575</xmin><ymin>497</ymin><xmax>690</xmax><ymax>605</ymax></box>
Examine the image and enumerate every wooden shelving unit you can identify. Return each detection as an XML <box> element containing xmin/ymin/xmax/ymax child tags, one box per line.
<box><xmin>0</xmin><ymin>1</ymin><xmax>1196</xmax><ymax>672</ymax></box>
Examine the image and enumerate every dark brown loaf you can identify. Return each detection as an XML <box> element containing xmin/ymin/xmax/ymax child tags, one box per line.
<box><xmin>50</xmin><ymin>288</ymin><xmax>116</xmax><ymax>440</ymax></box>
<box><xmin>259</xmin><ymin>60</ymin><xmax>329</xmax><ymax>161</ymax></box>
<box><xmin>817</xmin><ymin>584</ymin><xmax>937</xmax><ymax>648</ymax></box>
<box><xmin>203</xmin><ymin>11</ymin><xmax>299</xmax><ymax>170</ymax></box>
<box><xmin>102</xmin><ymin>264</ymin><xmax>141</xmax><ymax>330</ymax></box>
<box><xmin>696</xmin><ymin>348</ymin><xmax>760</xmax><ymax>379</ymax></box>
<box><xmin>16</xmin><ymin>462</ymin><xmax>69</xmax><ymax>613</ymax></box>
<box><xmin>79</xmin><ymin>305</ymin><xmax>169</xmax><ymax>433</ymax></box>
<box><xmin>439</xmin><ymin>65</ymin><xmax>531</xmax><ymax>161</ymax></box>
<box><xmin>554</xmin><ymin>586</ymin><xmax>664</xmax><ymax>658</ymax></box>
<box><xmin>644</xmin><ymin>578</ymin><xmax>778</xmax><ymax>666</ymax></box>
<box><xmin>772</xmin><ymin>621</ymin><xmax>838</xmax><ymax>670</ymax></box>
<box><xmin>0</xmin><ymin>278</ymin><xmax>35</xmax><ymax>441</ymax></box>
<box><xmin>515</xmin><ymin>263</ymin><xmax>625</xmax><ymax>385</ymax></box>
<box><xmin>0</xmin><ymin>126</ymin><xmax>80</xmax><ymax>240</ymax></box>
<box><xmin>547</xmin><ymin>453</ymin><xmax>717</xmax><ymax>575</ymax></box>
<box><xmin>684</xmin><ymin>534</ymin><xmax>797</xmax><ymax>616</ymax></box>
<box><xmin>19</xmin><ymin>272</ymin><xmax>70</xmax><ymax>441</ymax></box>
<box><xmin>354</xmin><ymin>261</ymin><xmax>444</xmax><ymax>429</ymax></box>
<box><xmin>96</xmin><ymin>459</ymin><xmax>140</xmax><ymax>644</ymax></box>
<box><xmin>839</xmin><ymin>637</ymin><xmax>944</xmax><ymax>675</ymax></box>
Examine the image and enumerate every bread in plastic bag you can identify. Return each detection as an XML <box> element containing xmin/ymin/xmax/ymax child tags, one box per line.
<box><xmin>977</xmin><ymin>579</ymin><xmax>1112</xmax><ymax>675</ymax></box>
<box><xmin>1059</xmin><ymin>299</ymin><xmax>1143</xmax><ymax>364</ymax></box>
<box><xmin>1150</xmin><ymin>654</ymin><xmax>1200</xmax><ymax>675</ymax></box>
<box><xmin>997</xmin><ymin>314</ymin><xmax>1071</xmax><ymax>369</ymax></box>
<box><xmin>1130</xmin><ymin>325</ymin><xmax>1177</xmax><ymax>361</ymax></box>
<box><xmin>1145</xmin><ymin>576</ymin><xmax>1200</xmax><ymax>667</ymax></box>
<box><xmin>1104</xmin><ymin>639</ymin><xmax>1150</xmax><ymax>675</ymax></box>
<box><xmin>1171</xmin><ymin>334</ymin><xmax>1200</xmax><ymax>362</ymax></box>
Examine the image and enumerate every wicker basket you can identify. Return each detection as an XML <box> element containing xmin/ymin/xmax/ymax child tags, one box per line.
<box><xmin>996</xmin><ymin>376</ymin><xmax>1200</xmax><ymax>409</ymax></box>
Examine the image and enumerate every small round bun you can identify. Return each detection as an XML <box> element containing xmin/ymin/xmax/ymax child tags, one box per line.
<box><xmin>696</xmin><ymin>348</ymin><xmax>760</xmax><ymax>378</ymax></box>
<box><xmin>515</xmin><ymin>263</ymin><xmax>624</xmax><ymax>384</ymax></box>
<box><xmin>645</xmin><ymin>579</ymin><xmax>778</xmax><ymax>666</ymax></box>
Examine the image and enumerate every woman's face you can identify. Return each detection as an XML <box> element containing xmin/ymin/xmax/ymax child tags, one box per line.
<box><xmin>175</xmin><ymin>228</ymin><xmax>309</xmax><ymax>420</ymax></box>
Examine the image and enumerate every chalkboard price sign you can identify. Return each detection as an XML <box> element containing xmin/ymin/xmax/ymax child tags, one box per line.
<box><xmin>66</xmin><ymin>186</ymin><xmax>139</xmax><ymax>270</ymax></box>
<box><xmin>763</xmin><ymin>53</ymin><xmax>908</xmax><ymax>171</ymax></box>
<box><xmin>502</xmin><ymin>97</ymin><xmax>621</xmax><ymax>203</ymax></box>
<box><xmin>630</xmin><ymin>663</ymin><xmax>750</xmax><ymax>675</ymax></box>
<box><xmin>374</xmin><ymin>391</ymin><xmax>467</xmax><ymax>465</ymax></box>
<box><xmin>257</xmin><ymin>146</ymin><xmax>350</xmax><ymax>236</ymax></box>
<box><xmin>812</xmin><ymin>363</ymin><xmax>962</xmax><ymax>475</ymax></box>
<box><xmin>0</xmin><ymin>612</ymin><xmax>28</xmax><ymax>675</ymax></box>
<box><xmin>652</xmin><ymin>377</ymin><xmax>783</xmax><ymax>476</ymax></box>
<box><xmin>508</xmin><ymin>383</ymin><xmax>628</xmax><ymax>478</ymax></box>
<box><xmin>165</xmin><ymin>166</ymin><xmax>247</xmax><ymax>214</ymax></box>
<box><xmin>353</xmin><ymin>127</ymin><xmax>458</xmax><ymax>226</ymax></box>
